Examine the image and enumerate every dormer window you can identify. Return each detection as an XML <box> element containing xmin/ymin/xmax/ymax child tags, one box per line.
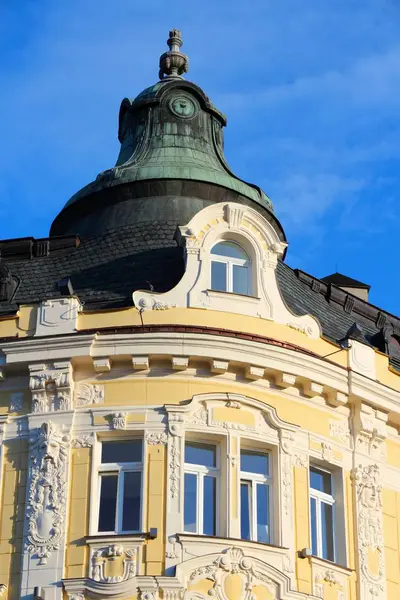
<box><xmin>211</xmin><ymin>241</ymin><xmax>251</xmax><ymax>295</ymax></box>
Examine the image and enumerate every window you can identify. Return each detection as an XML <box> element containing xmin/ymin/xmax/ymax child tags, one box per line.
<box><xmin>240</xmin><ymin>450</ymin><xmax>271</xmax><ymax>543</ymax></box>
<box><xmin>310</xmin><ymin>466</ymin><xmax>335</xmax><ymax>561</ymax></box>
<box><xmin>211</xmin><ymin>241</ymin><xmax>251</xmax><ymax>295</ymax></box>
<box><xmin>184</xmin><ymin>442</ymin><xmax>219</xmax><ymax>535</ymax></box>
<box><xmin>97</xmin><ymin>439</ymin><xmax>143</xmax><ymax>533</ymax></box>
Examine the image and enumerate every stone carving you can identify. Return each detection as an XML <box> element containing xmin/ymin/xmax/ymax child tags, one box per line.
<box><xmin>279</xmin><ymin>431</ymin><xmax>294</xmax><ymax>517</ymax></box>
<box><xmin>138</xmin><ymin>296</ymin><xmax>176</xmax><ymax>311</ymax></box>
<box><xmin>67</xmin><ymin>594</ymin><xmax>85</xmax><ymax>600</ymax></box>
<box><xmin>188</xmin><ymin>404</ymin><xmax>208</xmax><ymax>425</ymax></box>
<box><xmin>355</xmin><ymin>405</ymin><xmax>387</xmax><ymax>458</ymax></box>
<box><xmin>10</xmin><ymin>391</ymin><xmax>23</xmax><ymax>412</ymax></box>
<box><xmin>71</xmin><ymin>433</ymin><xmax>95</xmax><ymax>448</ymax></box>
<box><xmin>169</xmin><ymin>435</ymin><xmax>180</xmax><ymax>499</ymax></box>
<box><xmin>321</xmin><ymin>441</ymin><xmax>333</xmax><ymax>462</ymax></box>
<box><xmin>352</xmin><ymin>464</ymin><xmax>385</xmax><ymax>598</ymax></box>
<box><xmin>226</xmin><ymin>400</ymin><xmax>241</xmax><ymax>409</ymax></box>
<box><xmin>292</xmin><ymin>453</ymin><xmax>308</xmax><ymax>468</ymax></box>
<box><xmin>224</xmin><ymin>204</ymin><xmax>244</xmax><ymax>229</ymax></box>
<box><xmin>139</xmin><ymin>591</ymin><xmax>158</xmax><ymax>600</ymax></box>
<box><xmin>329</xmin><ymin>419</ymin><xmax>351</xmax><ymax>445</ymax></box>
<box><xmin>91</xmin><ymin>544</ymin><xmax>137</xmax><ymax>583</ymax></box>
<box><xmin>146</xmin><ymin>431</ymin><xmax>168</xmax><ymax>445</ymax></box>
<box><xmin>314</xmin><ymin>569</ymin><xmax>345</xmax><ymax>599</ymax></box>
<box><xmin>189</xmin><ymin>547</ymin><xmax>277</xmax><ymax>599</ymax></box>
<box><xmin>26</xmin><ymin>422</ymin><xmax>70</xmax><ymax>564</ymax></box>
<box><xmin>110</xmin><ymin>412</ymin><xmax>127</xmax><ymax>430</ymax></box>
<box><xmin>285</xmin><ymin>322</ymin><xmax>313</xmax><ymax>337</ymax></box>
<box><xmin>30</xmin><ymin>365</ymin><xmax>73</xmax><ymax>413</ymax></box>
<box><xmin>75</xmin><ymin>383</ymin><xmax>104</xmax><ymax>407</ymax></box>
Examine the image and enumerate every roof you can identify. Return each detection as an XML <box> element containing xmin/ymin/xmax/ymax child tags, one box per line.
<box><xmin>321</xmin><ymin>272</ymin><xmax>371</xmax><ymax>290</ymax></box>
<box><xmin>0</xmin><ymin>229</ymin><xmax>399</xmax><ymax>370</ymax></box>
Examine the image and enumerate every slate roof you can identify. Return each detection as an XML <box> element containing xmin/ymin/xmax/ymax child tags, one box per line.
<box><xmin>321</xmin><ymin>272</ymin><xmax>371</xmax><ymax>290</ymax></box>
<box><xmin>0</xmin><ymin>225</ymin><xmax>399</xmax><ymax>371</ymax></box>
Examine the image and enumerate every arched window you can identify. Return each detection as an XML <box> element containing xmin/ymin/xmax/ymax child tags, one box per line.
<box><xmin>211</xmin><ymin>241</ymin><xmax>251</xmax><ymax>295</ymax></box>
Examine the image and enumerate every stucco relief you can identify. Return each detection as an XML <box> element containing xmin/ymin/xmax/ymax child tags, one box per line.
<box><xmin>71</xmin><ymin>433</ymin><xmax>95</xmax><ymax>448</ymax></box>
<box><xmin>146</xmin><ymin>430</ymin><xmax>168</xmax><ymax>445</ymax></box>
<box><xmin>109</xmin><ymin>411</ymin><xmax>127</xmax><ymax>430</ymax></box>
<box><xmin>180</xmin><ymin>547</ymin><xmax>311</xmax><ymax>600</ymax></box>
<box><xmin>91</xmin><ymin>544</ymin><xmax>137</xmax><ymax>583</ymax></box>
<box><xmin>352</xmin><ymin>464</ymin><xmax>385</xmax><ymax>599</ymax></box>
<box><xmin>355</xmin><ymin>404</ymin><xmax>388</xmax><ymax>459</ymax></box>
<box><xmin>29</xmin><ymin>363</ymin><xmax>73</xmax><ymax>412</ymax></box>
<box><xmin>26</xmin><ymin>422</ymin><xmax>70</xmax><ymax>565</ymax></box>
<box><xmin>75</xmin><ymin>383</ymin><xmax>104</xmax><ymax>407</ymax></box>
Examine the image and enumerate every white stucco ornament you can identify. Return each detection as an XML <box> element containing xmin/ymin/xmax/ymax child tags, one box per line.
<box><xmin>133</xmin><ymin>202</ymin><xmax>320</xmax><ymax>338</ymax></box>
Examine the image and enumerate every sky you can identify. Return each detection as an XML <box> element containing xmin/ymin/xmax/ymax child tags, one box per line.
<box><xmin>1</xmin><ymin>0</ymin><xmax>400</xmax><ymax>314</ymax></box>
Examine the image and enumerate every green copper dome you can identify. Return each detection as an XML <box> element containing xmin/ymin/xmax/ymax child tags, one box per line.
<box><xmin>51</xmin><ymin>30</ymin><xmax>282</xmax><ymax>239</ymax></box>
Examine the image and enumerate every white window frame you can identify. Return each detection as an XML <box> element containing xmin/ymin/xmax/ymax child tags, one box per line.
<box><xmin>96</xmin><ymin>439</ymin><xmax>143</xmax><ymax>535</ymax></box>
<box><xmin>309</xmin><ymin>466</ymin><xmax>336</xmax><ymax>562</ymax></box>
<box><xmin>183</xmin><ymin>441</ymin><xmax>220</xmax><ymax>535</ymax></box>
<box><xmin>240</xmin><ymin>449</ymin><xmax>272</xmax><ymax>543</ymax></box>
<box><xmin>210</xmin><ymin>242</ymin><xmax>251</xmax><ymax>295</ymax></box>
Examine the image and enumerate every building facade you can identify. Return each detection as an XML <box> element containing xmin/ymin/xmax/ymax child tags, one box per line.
<box><xmin>0</xmin><ymin>30</ymin><xmax>400</xmax><ymax>600</ymax></box>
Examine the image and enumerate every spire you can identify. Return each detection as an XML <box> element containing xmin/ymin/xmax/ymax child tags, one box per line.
<box><xmin>159</xmin><ymin>29</ymin><xmax>189</xmax><ymax>80</ymax></box>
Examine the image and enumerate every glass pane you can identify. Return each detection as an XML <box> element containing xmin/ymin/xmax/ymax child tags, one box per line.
<box><xmin>211</xmin><ymin>261</ymin><xmax>227</xmax><ymax>292</ymax></box>
<box><xmin>310</xmin><ymin>467</ymin><xmax>332</xmax><ymax>495</ymax></box>
<box><xmin>241</xmin><ymin>451</ymin><xmax>269</xmax><ymax>476</ymax></box>
<box><xmin>322</xmin><ymin>502</ymin><xmax>335</xmax><ymax>561</ymax></box>
<box><xmin>310</xmin><ymin>497</ymin><xmax>318</xmax><ymax>555</ymax></box>
<box><xmin>101</xmin><ymin>440</ymin><xmax>142</xmax><ymax>464</ymax></box>
<box><xmin>185</xmin><ymin>442</ymin><xmax>216</xmax><ymax>468</ymax></box>
<box><xmin>256</xmin><ymin>484</ymin><xmax>270</xmax><ymax>543</ymax></box>
<box><xmin>98</xmin><ymin>474</ymin><xmax>118</xmax><ymax>532</ymax></box>
<box><xmin>240</xmin><ymin>482</ymin><xmax>251</xmax><ymax>540</ymax></box>
<box><xmin>184</xmin><ymin>473</ymin><xmax>197</xmax><ymax>532</ymax></box>
<box><xmin>203</xmin><ymin>476</ymin><xmax>216</xmax><ymax>535</ymax></box>
<box><xmin>122</xmin><ymin>471</ymin><xmax>141</xmax><ymax>531</ymax></box>
<box><xmin>211</xmin><ymin>242</ymin><xmax>248</xmax><ymax>260</ymax></box>
<box><xmin>232</xmin><ymin>264</ymin><xmax>249</xmax><ymax>295</ymax></box>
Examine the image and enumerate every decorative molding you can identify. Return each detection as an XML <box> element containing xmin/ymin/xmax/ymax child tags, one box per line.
<box><xmin>35</xmin><ymin>297</ymin><xmax>80</xmax><ymax>337</ymax></box>
<box><xmin>26</xmin><ymin>422</ymin><xmax>71</xmax><ymax>564</ymax></box>
<box><xmin>91</xmin><ymin>544</ymin><xmax>137</xmax><ymax>583</ymax></box>
<box><xmin>329</xmin><ymin>419</ymin><xmax>351</xmax><ymax>446</ymax></box>
<box><xmin>292</xmin><ymin>452</ymin><xmax>308</xmax><ymax>468</ymax></box>
<box><xmin>169</xmin><ymin>434</ymin><xmax>181</xmax><ymax>499</ymax></box>
<box><xmin>110</xmin><ymin>412</ymin><xmax>127</xmax><ymax>430</ymax></box>
<box><xmin>321</xmin><ymin>441</ymin><xmax>333</xmax><ymax>462</ymax></box>
<box><xmin>355</xmin><ymin>404</ymin><xmax>387</xmax><ymax>459</ymax></box>
<box><xmin>145</xmin><ymin>431</ymin><xmax>168</xmax><ymax>445</ymax></box>
<box><xmin>67</xmin><ymin>594</ymin><xmax>85</xmax><ymax>600</ymax></box>
<box><xmin>72</xmin><ymin>433</ymin><xmax>95</xmax><ymax>448</ymax></box>
<box><xmin>75</xmin><ymin>383</ymin><xmax>104</xmax><ymax>407</ymax></box>
<box><xmin>352</xmin><ymin>463</ymin><xmax>385</xmax><ymax>598</ymax></box>
<box><xmin>29</xmin><ymin>362</ymin><xmax>73</xmax><ymax>413</ymax></box>
<box><xmin>9</xmin><ymin>391</ymin><xmax>23</xmax><ymax>412</ymax></box>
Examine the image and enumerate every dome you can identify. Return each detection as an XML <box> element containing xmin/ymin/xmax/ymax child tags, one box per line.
<box><xmin>50</xmin><ymin>30</ymin><xmax>284</xmax><ymax>244</ymax></box>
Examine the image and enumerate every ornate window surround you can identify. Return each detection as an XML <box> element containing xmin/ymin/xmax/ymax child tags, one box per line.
<box><xmin>133</xmin><ymin>202</ymin><xmax>320</xmax><ymax>339</ymax></box>
<box><xmin>164</xmin><ymin>392</ymin><xmax>299</xmax><ymax>581</ymax></box>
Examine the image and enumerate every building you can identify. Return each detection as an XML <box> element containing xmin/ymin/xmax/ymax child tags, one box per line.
<box><xmin>0</xmin><ymin>29</ymin><xmax>399</xmax><ymax>600</ymax></box>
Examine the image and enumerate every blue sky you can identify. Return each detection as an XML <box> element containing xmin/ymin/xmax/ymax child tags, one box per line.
<box><xmin>1</xmin><ymin>0</ymin><xmax>400</xmax><ymax>314</ymax></box>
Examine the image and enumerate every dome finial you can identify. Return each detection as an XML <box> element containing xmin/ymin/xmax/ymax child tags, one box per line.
<box><xmin>159</xmin><ymin>29</ymin><xmax>189</xmax><ymax>80</ymax></box>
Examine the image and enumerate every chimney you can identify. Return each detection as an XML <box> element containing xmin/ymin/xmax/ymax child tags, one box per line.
<box><xmin>321</xmin><ymin>272</ymin><xmax>370</xmax><ymax>302</ymax></box>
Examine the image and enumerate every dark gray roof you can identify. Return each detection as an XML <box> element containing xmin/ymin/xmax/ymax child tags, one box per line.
<box><xmin>0</xmin><ymin>228</ymin><xmax>399</xmax><ymax>370</ymax></box>
<box><xmin>321</xmin><ymin>272</ymin><xmax>370</xmax><ymax>290</ymax></box>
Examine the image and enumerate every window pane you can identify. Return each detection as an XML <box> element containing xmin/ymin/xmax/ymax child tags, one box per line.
<box><xmin>322</xmin><ymin>502</ymin><xmax>335</xmax><ymax>561</ymax></box>
<box><xmin>310</xmin><ymin>497</ymin><xmax>318</xmax><ymax>556</ymax></box>
<box><xmin>240</xmin><ymin>482</ymin><xmax>251</xmax><ymax>541</ymax></box>
<box><xmin>232</xmin><ymin>264</ymin><xmax>249</xmax><ymax>295</ymax></box>
<box><xmin>211</xmin><ymin>261</ymin><xmax>227</xmax><ymax>292</ymax></box>
<box><xmin>241</xmin><ymin>451</ymin><xmax>269</xmax><ymax>476</ymax></box>
<box><xmin>203</xmin><ymin>476</ymin><xmax>216</xmax><ymax>535</ymax></box>
<box><xmin>184</xmin><ymin>473</ymin><xmax>197</xmax><ymax>532</ymax></box>
<box><xmin>98</xmin><ymin>474</ymin><xmax>118</xmax><ymax>532</ymax></box>
<box><xmin>211</xmin><ymin>242</ymin><xmax>248</xmax><ymax>260</ymax></box>
<box><xmin>101</xmin><ymin>440</ymin><xmax>142</xmax><ymax>464</ymax></box>
<box><xmin>185</xmin><ymin>442</ymin><xmax>216</xmax><ymax>468</ymax></box>
<box><xmin>122</xmin><ymin>471</ymin><xmax>141</xmax><ymax>531</ymax></box>
<box><xmin>310</xmin><ymin>467</ymin><xmax>332</xmax><ymax>495</ymax></box>
<box><xmin>256</xmin><ymin>484</ymin><xmax>270</xmax><ymax>543</ymax></box>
